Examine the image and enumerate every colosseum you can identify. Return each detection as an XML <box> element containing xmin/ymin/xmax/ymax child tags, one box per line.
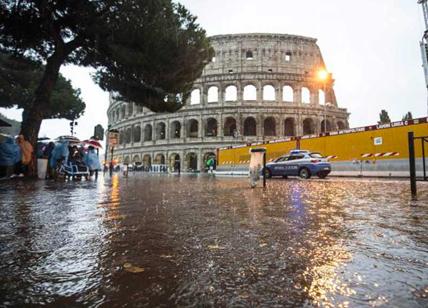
<box><xmin>106</xmin><ymin>33</ymin><xmax>349</xmax><ymax>172</ymax></box>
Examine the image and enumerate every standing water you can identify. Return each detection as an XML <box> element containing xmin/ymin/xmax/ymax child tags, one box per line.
<box><xmin>0</xmin><ymin>175</ymin><xmax>427</xmax><ymax>307</ymax></box>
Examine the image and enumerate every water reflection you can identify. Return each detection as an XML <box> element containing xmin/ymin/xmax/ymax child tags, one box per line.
<box><xmin>0</xmin><ymin>176</ymin><xmax>427</xmax><ymax>306</ymax></box>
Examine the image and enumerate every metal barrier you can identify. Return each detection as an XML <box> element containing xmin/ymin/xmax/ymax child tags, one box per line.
<box><xmin>408</xmin><ymin>132</ymin><xmax>428</xmax><ymax>198</ymax></box>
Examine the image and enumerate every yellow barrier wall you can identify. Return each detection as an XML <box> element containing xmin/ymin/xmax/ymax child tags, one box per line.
<box><xmin>218</xmin><ymin>119</ymin><xmax>428</xmax><ymax>165</ymax></box>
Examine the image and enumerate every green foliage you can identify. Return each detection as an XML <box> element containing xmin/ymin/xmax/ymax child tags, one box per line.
<box><xmin>0</xmin><ymin>0</ymin><xmax>212</xmax><ymax>113</ymax></box>
<box><xmin>402</xmin><ymin>112</ymin><xmax>413</xmax><ymax>121</ymax></box>
<box><xmin>0</xmin><ymin>53</ymin><xmax>85</xmax><ymax>120</ymax></box>
<box><xmin>378</xmin><ymin>109</ymin><xmax>391</xmax><ymax>125</ymax></box>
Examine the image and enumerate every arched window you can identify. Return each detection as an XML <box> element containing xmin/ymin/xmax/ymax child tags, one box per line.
<box><xmin>125</xmin><ymin>127</ymin><xmax>132</xmax><ymax>144</ymax></box>
<box><xmin>337</xmin><ymin>121</ymin><xmax>346</xmax><ymax>130</ymax></box>
<box><xmin>284</xmin><ymin>118</ymin><xmax>295</xmax><ymax>136</ymax></box>
<box><xmin>144</xmin><ymin>124</ymin><xmax>152</xmax><ymax>141</ymax></box>
<box><xmin>121</xmin><ymin>105</ymin><xmax>126</xmax><ymax>119</ymax></box>
<box><xmin>188</xmin><ymin>119</ymin><xmax>199</xmax><ymax>138</ymax></box>
<box><xmin>156</xmin><ymin>122</ymin><xmax>166</xmax><ymax>140</ymax></box>
<box><xmin>154</xmin><ymin>153</ymin><xmax>165</xmax><ymax>165</ymax></box>
<box><xmin>303</xmin><ymin>118</ymin><xmax>315</xmax><ymax>135</ymax></box>
<box><xmin>224</xmin><ymin>117</ymin><xmax>237</xmax><ymax>136</ymax></box>
<box><xmin>128</xmin><ymin>103</ymin><xmax>134</xmax><ymax>116</ymax></box>
<box><xmin>243</xmin><ymin>85</ymin><xmax>257</xmax><ymax>101</ymax></box>
<box><xmin>170</xmin><ymin>121</ymin><xmax>181</xmax><ymax>138</ymax></box>
<box><xmin>207</xmin><ymin>86</ymin><xmax>218</xmax><ymax>103</ymax></box>
<box><xmin>116</xmin><ymin>109</ymin><xmax>120</xmax><ymax>121</ymax></box>
<box><xmin>133</xmin><ymin>126</ymin><xmax>141</xmax><ymax>143</ymax></box>
<box><xmin>321</xmin><ymin>120</ymin><xmax>332</xmax><ymax>133</ymax></box>
<box><xmin>263</xmin><ymin>85</ymin><xmax>276</xmax><ymax>101</ymax></box>
<box><xmin>264</xmin><ymin>117</ymin><xmax>276</xmax><ymax>136</ymax></box>
<box><xmin>119</xmin><ymin>130</ymin><xmax>125</xmax><ymax>145</ymax></box>
<box><xmin>205</xmin><ymin>118</ymin><xmax>218</xmax><ymax>137</ymax></box>
<box><xmin>190</xmin><ymin>89</ymin><xmax>201</xmax><ymax>105</ymax></box>
<box><xmin>301</xmin><ymin>87</ymin><xmax>310</xmax><ymax>104</ymax></box>
<box><xmin>246</xmin><ymin>50</ymin><xmax>253</xmax><ymax>60</ymax></box>
<box><xmin>285</xmin><ymin>51</ymin><xmax>292</xmax><ymax>62</ymax></box>
<box><xmin>283</xmin><ymin>85</ymin><xmax>294</xmax><ymax>102</ymax></box>
<box><xmin>319</xmin><ymin>90</ymin><xmax>325</xmax><ymax>105</ymax></box>
<box><xmin>244</xmin><ymin>117</ymin><xmax>257</xmax><ymax>136</ymax></box>
<box><xmin>225</xmin><ymin>85</ymin><xmax>237</xmax><ymax>102</ymax></box>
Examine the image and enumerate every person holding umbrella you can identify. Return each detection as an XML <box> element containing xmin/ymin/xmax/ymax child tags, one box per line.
<box><xmin>83</xmin><ymin>145</ymin><xmax>101</xmax><ymax>178</ymax></box>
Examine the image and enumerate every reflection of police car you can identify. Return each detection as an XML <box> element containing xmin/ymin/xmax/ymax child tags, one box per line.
<box><xmin>263</xmin><ymin>150</ymin><xmax>331</xmax><ymax>179</ymax></box>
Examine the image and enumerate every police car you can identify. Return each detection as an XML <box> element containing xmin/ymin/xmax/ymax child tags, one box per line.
<box><xmin>263</xmin><ymin>150</ymin><xmax>331</xmax><ymax>179</ymax></box>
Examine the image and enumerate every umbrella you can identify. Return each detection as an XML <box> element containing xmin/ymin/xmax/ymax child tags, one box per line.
<box><xmin>82</xmin><ymin>139</ymin><xmax>103</xmax><ymax>149</ymax></box>
<box><xmin>55</xmin><ymin>135</ymin><xmax>80</xmax><ymax>144</ymax></box>
<box><xmin>0</xmin><ymin>119</ymin><xmax>12</xmax><ymax>127</ymax></box>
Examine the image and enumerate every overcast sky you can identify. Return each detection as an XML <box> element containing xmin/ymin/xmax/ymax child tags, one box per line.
<box><xmin>1</xmin><ymin>0</ymin><xmax>426</xmax><ymax>140</ymax></box>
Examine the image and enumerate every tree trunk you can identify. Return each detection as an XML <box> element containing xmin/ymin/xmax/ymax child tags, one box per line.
<box><xmin>20</xmin><ymin>50</ymin><xmax>65</xmax><ymax>177</ymax></box>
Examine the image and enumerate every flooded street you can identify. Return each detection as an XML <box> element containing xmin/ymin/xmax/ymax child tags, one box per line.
<box><xmin>0</xmin><ymin>175</ymin><xmax>427</xmax><ymax>307</ymax></box>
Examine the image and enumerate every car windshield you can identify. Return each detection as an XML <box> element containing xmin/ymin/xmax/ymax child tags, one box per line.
<box><xmin>310</xmin><ymin>153</ymin><xmax>323</xmax><ymax>158</ymax></box>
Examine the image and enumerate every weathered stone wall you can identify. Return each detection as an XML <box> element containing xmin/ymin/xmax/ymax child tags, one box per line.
<box><xmin>107</xmin><ymin>33</ymin><xmax>349</xmax><ymax>172</ymax></box>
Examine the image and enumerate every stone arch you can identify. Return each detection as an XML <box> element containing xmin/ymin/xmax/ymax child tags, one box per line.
<box><xmin>245</xmin><ymin>50</ymin><xmax>254</xmax><ymax>60</ymax></box>
<box><xmin>243</xmin><ymin>84</ymin><xmax>257</xmax><ymax>101</ymax></box>
<box><xmin>154</xmin><ymin>153</ymin><xmax>166</xmax><ymax>164</ymax></box>
<box><xmin>144</xmin><ymin>124</ymin><xmax>152</xmax><ymax>141</ymax></box>
<box><xmin>205</xmin><ymin>118</ymin><xmax>218</xmax><ymax>137</ymax></box>
<box><xmin>303</xmin><ymin>118</ymin><xmax>315</xmax><ymax>135</ymax></box>
<box><xmin>301</xmin><ymin>87</ymin><xmax>311</xmax><ymax>104</ymax></box>
<box><xmin>263</xmin><ymin>85</ymin><xmax>276</xmax><ymax>101</ymax></box>
<box><xmin>128</xmin><ymin>103</ymin><xmax>133</xmax><ymax>116</ymax></box>
<box><xmin>225</xmin><ymin>85</ymin><xmax>237</xmax><ymax>102</ymax></box>
<box><xmin>124</xmin><ymin>156</ymin><xmax>130</xmax><ymax>164</ymax></box>
<box><xmin>125</xmin><ymin>127</ymin><xmax>132</xmax><ymax>144</ymax></box>
<box><xmin>119</xmin><ymin>130</ymin><xmax>125</xmax><ymax>145</ymax></box>
<box><xmin>133</xmin><ymin>126</ymin><xmax>141</xmax><ymax>143</ymax></box>
<box><xmin>319</xmin><ymin>89</ymin><xmax>326</xmax><ymax>105</ymax></box>
<box><xmin>170</xmin><ymin>121</ymin><xmax>181</xmax><ymax>138</ymax></box>
<box><xmin>337</xmin><ymin>121</ymin><xmax>346</xmax><ymax>130</ymax></box>
<box><xmin>207</xmin><ymin>86</ymin><xmax>219</xmax><ymax>103</ymax></box>
<box><xmin>321</xmin><ymin>120</ymin><xmax>332</xmax><ymax>133</ymax></box>
<box><xmin>224</xmin><ymin>117</ymin><xmax>237</xmax><ymax>136</ymax></box>
<box><xmin>264</xmin><ymin>117</ymin><xmax>276</xmax><ymax>136</ymax></box>
<box><xmin>243</xmin><ymin>117</ymin><xmax>257</xmax><ymax>136</ymax></box>
<box><xmin>190</xmin><ymin>88</ymin><xmax>201</xmax><ymax>105</ymax></box>
<box><xmin>284</xmin><ymin>118</ymin><xmax>295</xmax><ymax>136</ymax></box>
<box><xmin>169</xmin><ymin>153</ymin><xmax>181</xmax><ymax>171</ymax></box>
<box><xmin>132</xmin><ymin>154</ymin><xmax>141</xmax><ymax>163</ymax></box>
<box><xmin>156</xmin><ymin>122</ymin><xmax>166</xmax><ymax>140</ymax></box>
<box><xmin>187</xmin><ymin>119</ymin><xmax>199</xmax><ymax>138</ymax></box>
<box><xmin>143</xmin><ymin>154</ymin><xmax>151</xmax><ymax>169</ymax></box>
<box><xmin>283</xmin><ymin>85</ymin><xmax>294</xmax><ymax>102</ymax></box>
<box><xmin>185</xmin><ymin>152</ymin><xmax>198</xmax><ymax>171</ymax></box>
<box><xmin>121</xmin><ymin>105</ymin><xmax>126</xmax><ymax>119</ymax></box>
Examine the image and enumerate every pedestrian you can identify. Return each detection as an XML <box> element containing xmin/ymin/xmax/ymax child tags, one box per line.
<box><xmin>206</xmin><ymin>157</ymin><xmax>214</xmax><ymax>174</ymax></box>
<box><xmin>0</xmin><ymin>135</ymin><xmax>21</xmax><ymax>178</ymax></box>
<box><xmin>11</xmin><ymin>135</ymin><xmax>33</xmax><ymax>178</ymax></box>
<box><xmin>83</xmin><ymin>146</ymin><xmax>101</xmax><ymax>177</ymax></box>
<box><xmin>174</xmin><ymin>159</ymin><xmax>180</xmax><ymax>174</ymax></box>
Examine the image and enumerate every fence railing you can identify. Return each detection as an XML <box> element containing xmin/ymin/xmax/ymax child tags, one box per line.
<box><xmin>408</xmin><ymin>132</ymin><xmax>427</xmax><ymax>198</ymax></box>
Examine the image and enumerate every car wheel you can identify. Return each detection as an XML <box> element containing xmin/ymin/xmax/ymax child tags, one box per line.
<box><xmin>299</xmin><ymin>168</ymin><xmax>311</xmax><ymax>179</ymax></box>
<box><xmin>264</xmin><ymin>168</ymin><xmax>272</xmax><ymax>179</ymax></box>
<box><xmin>317</xmin><ymin>172</ymin><xmax>328</xmax><ymax>179</ymax></box>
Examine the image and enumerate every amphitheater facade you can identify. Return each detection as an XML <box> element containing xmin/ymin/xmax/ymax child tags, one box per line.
<box><xmin>106</xmin><ymin>33</ymin><xmax>349</xmax><ymax>171</ymax></box>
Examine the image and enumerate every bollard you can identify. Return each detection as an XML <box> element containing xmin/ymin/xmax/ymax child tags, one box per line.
<box><xmin>408</xmin><ymin>132</ymin><xmax>417</xmax><ymax>198</ymax></box>
<box><xmin>263</xmin><ymin>152</ymin><xmax>266</xmax><ymax>188</ymax></box>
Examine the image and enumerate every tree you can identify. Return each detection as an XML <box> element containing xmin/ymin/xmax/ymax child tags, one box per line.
<box><xmin>0</xmin><ymin>0</ymin><xmax>212</xmax><ymax>152</ymax></box>
<box><xmin>402</xmin><ymin>112</ymin><xmax>413</xmax><ymax>121</ymax></box>
<box><xmin>378</xmin><ymin>110</ymin><xmax>391</xmax><ymax>125</ymax></box>
<box><xmin>0</xmin><ymin>53</ymin><xmax>85</xmax><ymax>121</ymax></box>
